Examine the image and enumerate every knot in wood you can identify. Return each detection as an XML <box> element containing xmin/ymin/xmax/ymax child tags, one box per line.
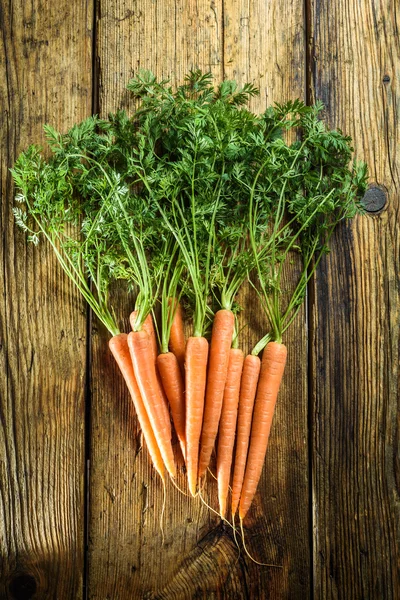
<box><xmin>361</xmin><ymin>186</ymin><xmax>387</xmax><ymax>213</ymax></box>
<box><xmin>8</xmin><ymin>573</ymin><xmax>37</xmax><ymax>600</ymax></box>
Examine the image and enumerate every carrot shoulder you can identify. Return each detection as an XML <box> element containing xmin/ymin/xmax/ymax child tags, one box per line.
<box><xmin>217</xmin><ymin>348</ymin><xmax>244</xmax><ymax>518</ymax></box>
<box><xmin>130</xmin><ymin>310</ymin><xmax>158</xmax><ymax>362</ymax></box>
<box><xmin>239</xmin><ymin>342</ymin><xmax>287</xmax><ymax>520</ymax></box>
<box><xmin>168</xmin><ymin>298</ymin><xmax>185</xmax><ymax>375</ymax></box>
<box><xmin>128</xmin><ymin>330</ymin><xmax>176</xmax><ymax>478</ymax></box>
<box><xmin>157</xmin><ymin>351</ymin><xmax>186</xmax><ymax>459</ymax></box>
<box><xmin>231</xmin><ymin>354</ymin><xmax>261</xmax><ymax>516</ymax></box>
<box><xmin>109</xmin><ymin>334</ymin><xmax>165</xmax><ymax>480</ymax></box>
<box><xmin>185</xmin><ymin>336</ymin><xmax>209</xmax><ymax>496</ymax></box>
<box><xmin>198</xmin><ymin>309</ymin><xmax>235</xmax><ymax>479</ymax></box>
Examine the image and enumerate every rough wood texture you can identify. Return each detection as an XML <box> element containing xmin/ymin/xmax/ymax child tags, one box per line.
<box><xmin>88</xmin><ymin>1</ymin><xmax>309</xmax><ymax>598</ymax></box>
<box><xmin>89</xmin><ymin>3</ymin><xmax>224</xmax><ymax>598</ymax></box>
<box><xmin>309</xmin><ymin>0</ymin><xmax>400</xmax><ymax>597</ymax></box>
<box><xmin>224</xmin><ymin>1</ymin><xmax>310</xmax><ymax>597</ymax></box>
<box><xmin>0</xmin><ymin>1</ymin><xmax>92</xmax><ymax>598</ymax></box>
<box><xmin>2</xmin><ymin>0</ymin><xmax>399</xmax><ymax>598</ymax></box>
<box><xmin>223</xmin><ymin>0</ymin><xmax>305</xmax><ymax>111</ymax></box>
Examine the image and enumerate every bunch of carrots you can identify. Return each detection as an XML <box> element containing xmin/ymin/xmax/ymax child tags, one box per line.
<box><xmin>12</xmin><ymin>71</ymin><xmax>367</xmax><ymax>529</ymax></box>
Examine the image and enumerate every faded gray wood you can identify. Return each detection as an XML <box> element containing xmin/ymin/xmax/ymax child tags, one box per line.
<box><xmin>0</xmin><ymin>1</ymin><xmax>92</xmax><ymax>598</ymax></box>
<box><xmin>309</xmin><ymin>0</ymin><xmax>400</xmax><ymax>597</ymax></box>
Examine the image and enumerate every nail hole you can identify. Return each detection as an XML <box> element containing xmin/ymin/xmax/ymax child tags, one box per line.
<box><xmin>383</xmin><ymin>74</ymin><xmax>390</xmax><ymax>83</ymax></box>
<box><xmin>361</xmin><ymin>186</ymin><xmax>387</xmax><ymax>213</ymax></box>
<box><xmin>8</xmin><ymin>574</ymin><xmax>37</xmax><ymax>600</ymax></box>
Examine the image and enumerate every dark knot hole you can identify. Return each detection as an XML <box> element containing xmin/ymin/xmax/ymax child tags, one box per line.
<box><xmin>361</xmin><ymin>186</ymin><xmax>387</xmax><ymax>213</ymax></box>
<box><xmin>8</xmin><ymin>573</ymin><xmax>37</xmax><ymax>600</ymax></box>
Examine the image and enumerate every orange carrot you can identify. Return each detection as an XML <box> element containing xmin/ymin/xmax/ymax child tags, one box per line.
<box><xmin>198</xmin><ymin>309</ymin><xmax>235</xmax><ymax>479</ymax></box>
<box><xmin>168</xmin><ymin>298</ymin><xmax>186</xmax><ymax>375</ymax></box>
<box><xmin>217</xmin><ymin>348</ymin><xmax>244</xmax><ymax>518</ymax></box>
<box><xmin>239</xmin><ymin>342</ymin><xmax>287</xmax><ymax>520</ymax></box>
<box><xmin>109</xmin><ymin>334</ymin><xmax>165</xmax><ymax>480</ymax></box>
<box><xmin>128</xmin><ymin>330</ymin><xmax>176</xmax><ymax>478</ymax></box>
<box><xmin>185</xmin><ymin>336</ymin><xmax>209</xmax><ymax>496</ymax></box>
<box><xmin>231</xmin><ymin>354</ymin><xmax>261</xmax><ymax>516</ymax></box>
<box><xmin>157</xmin><ymin>352</ymin><xmax>186</xmax><ymax>459</ymax></box>
<box><xmin>130</xmin><ymin>310</ymin><xmax>171</xmax><ymax>439</ymax></box>
<box><xmin>130</xmin><ymin>310</ymin><xmax>158</xmax><ymax>361</ymax></box>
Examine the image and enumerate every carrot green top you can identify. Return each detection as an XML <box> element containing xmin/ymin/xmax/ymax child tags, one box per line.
<box><xmin>12</xmin><ymin>72</ymin><xmax>367</xmax><ymax>345</ymax></box>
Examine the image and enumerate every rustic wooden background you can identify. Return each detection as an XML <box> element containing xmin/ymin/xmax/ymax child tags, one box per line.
<box><xmin>1</xmin><ymin>0</ymin><xmax>399</xmax><ymax>598</ymax></box>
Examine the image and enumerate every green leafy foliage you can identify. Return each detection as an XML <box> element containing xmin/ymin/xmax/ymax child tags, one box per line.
<box><xmin>11</xmin><ymin>70</ymin><xmax>368</xmax><ymax>345</ymax></box>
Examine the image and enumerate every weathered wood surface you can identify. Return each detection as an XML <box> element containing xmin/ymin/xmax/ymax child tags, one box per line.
<box><xmin>0</xmin><ymin>0</ymin><xmax>398</xmax><ymax>598</ymax></box>
<box><xmin>224</xmin><ymin>0</ymin><xmax>310</xmax><ymax>597</ymax></box>
<box><xmin>309</xmin><ymin>0</ymin><xmax>400</xmax><ymax>597</ymax></box>
<box><xmin>0</xmin><ymin>1</ymin><xmax>92</xmax><ymax>599</ymax></box>
<box><xmin>89</xmin><ymin>3</ymin><xmax>224</xmax><ymax>597</ymax></box>
<box><xmin>87</xmin><ymin>1</ymin><xmax>309</xmax><ymax>598</ymax></box>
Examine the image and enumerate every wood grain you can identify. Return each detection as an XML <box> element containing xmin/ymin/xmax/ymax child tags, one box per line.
<box><xmin>2</xmin><ymin>0</ymin><xmax>397</xmax><ymax>597</ymax></box>
<box><xmin>0</xmin><ymin>1</ymin><xmax>92</xmax><ymax>598</ymax></box>
<box><xmin>89</xmin><ymin>3</ymin><xmax>224</xmax><ymax>598</ymax></box>
<box><xmin>223</xmin><ymin>0</ymin><xmax>305</xmax><ymax>112</ymax></box>
<box><xmin>89</xmin><ymin>0</ymin><xmax>309</xmax><ymax>598</ymax></box>
<box><xmin>309</xmin><ymin>0</ymin><xmax>400</xmax><ymax>597</ymax></box>
<box><xmin>224</xmin><ymin>0</ymin><xmax>310</xmax><ymax>597</ymax></box>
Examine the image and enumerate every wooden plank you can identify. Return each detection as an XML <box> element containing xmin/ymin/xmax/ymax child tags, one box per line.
<box><xmin>309</xmin><ymin>0</ymin><xmax>400</xmax><ymax>597</ymax></box>
<box><xmin>224</xmin><ymin>2</ymin><xmax>310</xmax><ymax>597</ymax></box>
<box><xmin>89</xmin><ymin>3</ymin><xmax>223</xmax><ymax>598</ymax></box>
<box><xmin>89</xmin><ymin>1</ymin><xmax>309</xmax><ymax>597</ymax></box>
<box><xmin>223</xmin><ymin>0</ymin><xmax>305</xmax><ymax>111</ymax></box>
<box><xmin>0</xmin><ymin>2</ymin><xmax>92</xmax><ymax>598</ymax></box>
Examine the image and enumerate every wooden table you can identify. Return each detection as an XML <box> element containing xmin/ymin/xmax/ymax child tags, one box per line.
<box><xmin>1</xmin><ymin>1</ymin><xmax>398</xmax><ymax>598</ymax></box>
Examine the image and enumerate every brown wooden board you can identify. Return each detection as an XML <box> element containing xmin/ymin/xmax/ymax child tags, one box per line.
<box><xmin>2</xmin><ymin>1</ymin><xmax>399</xmax><ymax>597</ymax></box>
<box><xmin>309</xmin><ymin>0</ymin><xmax>400</xmax><ymax>597</ymax></box>
<box><xmin>88</xmin><ymin>1</ymin><xmax>309</xmax><ymax>598</ymax></box>
<box><xmin>0</xmin><ymin>1</ymin><xmax>93</xmax><ymax>599</ymax></box>
<box><xmin>88</xmin><ymin>3</ymin><xmax>224</xmax><ymax>598</ymax></box>
<box><xmin>224</xmin><ymin>1</ymin><xmax>310</xmax><ymax>597</ymax></box>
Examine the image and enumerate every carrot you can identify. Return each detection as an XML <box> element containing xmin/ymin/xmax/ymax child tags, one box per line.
<box><xmin>157</xmin><ymin>352</ymin><xmax>186</xmax><ymax>459</ymax></box>
<box><xmin>109</xmin><ymin>334</ymin><xmax>165</xmax><ymax>480</ymax></box>
<box><xmin>130</xmin><ymin>310</ymin><xmax>172</xmax><ymax>439</ymax></box>
<box><xmin>185</xmin><ymin>336</ymin><xmax>209</xmax><ymax>496</ymax></box>
<box><xmin>231</xmin><ymin>354</ymin><xmax>261</xmax><ymax>516</ymax></box>
<box><xmin>130</xmin><ymin>310</ymin><xmax>158</xmax><ymax>361</ymax></box>
<box><xmin>168</xmin><ymin>298</ymin><xmax>186</xmax><ymax>375</ymax></box>
<box><xmin>128</xmin><ymin>330</ymin><xmax>176</xmax><ymax>478</ymax></box>
<box><xmin>198</xmin><ymin>309</ymin><xmax>235</xmax><ymax>479</ymax></box>
<box><xmin>239</xmin><ymin>342</ymin><xmax>287</xmax><ymax>520</ymax></box>
<box><xmin>217</xmin><ymin>348</ymin><xmax>244</xmax><ymax>518</ymax></box>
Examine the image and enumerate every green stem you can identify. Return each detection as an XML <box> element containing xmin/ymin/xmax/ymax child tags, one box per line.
<box><xmin>248</xmin><ymin>158</ymin><xmax>280</xmax><ymax>339</ymax></box>
<box><xmin>31</xmin><ymin>213</ymin><xmax>119</xmax><ymax>336</ymax></box>
<box><xmin>160</xmin><ymin>246</ymin><xmax>182</xmax><ymax>353</ymax></box>
<box><xmin>251</xmin><ymin>333</ymin><xmax>271</xmax><ymax>356</ymax></box>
